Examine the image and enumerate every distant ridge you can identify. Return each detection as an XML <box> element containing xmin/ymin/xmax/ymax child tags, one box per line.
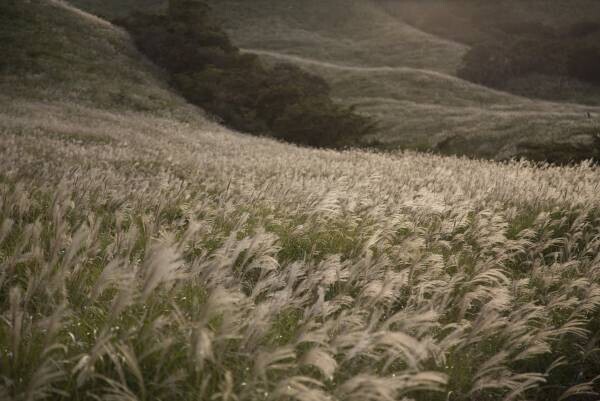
<box><xmin>208</xmin><ymin>0</ymin><xmax>600</xmax><ymax>162</ymax></box>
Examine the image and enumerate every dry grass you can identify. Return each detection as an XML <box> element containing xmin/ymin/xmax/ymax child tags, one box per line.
<box><xmin>2</xmin><ymin>93</ymin><xmax>600</xmax><ymax>400</ymax></box>
<box><xmin>2</xmin><ymin>2</ymin><xmax>600</xmax><ymax>400</ymax></box>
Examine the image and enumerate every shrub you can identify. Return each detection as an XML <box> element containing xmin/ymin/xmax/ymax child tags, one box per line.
<box><xmin>272</xmin><ymin>100</ymin><xmax>372</xmax><ymax>148</ymax></box>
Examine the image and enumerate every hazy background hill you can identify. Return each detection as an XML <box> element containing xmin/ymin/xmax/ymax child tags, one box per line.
<box><xmin>383</xmin><ymin>0</ymin><xmax>600</xmax><ymax>46</ymax></box>
<box><xmin>382</xmin><ymin>0</ymin><xmax>600</xmax><ymax>104</ymax></box>
<box><xmin>68</xmin><ymin>0</ymin><xmax>600</xmax><ymax>162</ymax></box>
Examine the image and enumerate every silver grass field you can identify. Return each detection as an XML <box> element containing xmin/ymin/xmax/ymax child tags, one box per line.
<box><xmin>1</xmin><ymin>99</ymin><xmax>600</xmax><ymax>401</ymax></box>
<box><xmin>2</xmin><ymin>1</ymin><xmax>600</xmax><ymax>400</ymax></box>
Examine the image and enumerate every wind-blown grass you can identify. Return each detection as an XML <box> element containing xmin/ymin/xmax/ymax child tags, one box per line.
<box><xmin>2</xmin><ymin>95</ymin><xmax>600</xmax><ymax>400</ymax></box>
<box><xmin>3</xmin><ymin>1</ymin><xmax>600</xmax><ymax>400</ymax></box>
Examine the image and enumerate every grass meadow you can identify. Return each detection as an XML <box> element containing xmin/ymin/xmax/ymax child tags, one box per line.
<box><xmin>3</xmin><ymin>95</ymin><xmax>600</xmax><ymax>401</ymax></box>
<box><xmin>2</xmin><ymin>1</ymin><xmax>600</xmax><ymax>400</ymax></box>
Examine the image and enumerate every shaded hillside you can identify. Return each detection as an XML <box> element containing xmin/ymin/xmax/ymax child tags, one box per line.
<box><xmin>64</xmin><ymin>0</ymin><xmax>165</xmax><ymax>19</ymax></box>
<box><xmin>116</xmin><ymin>2</ymin><xmax>375</xmax><ymax>148</ymax></box>
<box><xmin>204</xmin><ymin>0</ymin><xmax>467</xmax><ymax>75</ymax></box>
<box><xmin>67</xmin><ymin>0</ymin><xmax>600</xmax><ymax>161</ymax></box>
<box><xmin>0</xmin><ymin>0</ymin><xmax>192</xmax><ymax>118</ymax></box>
<box><xmin>249</xmin><ymin>49</ymin><xmax>600</xmax><ymax>160</ymax></box>
<box><xmin>380</xmin><ymin>0</ymin><xmax>600</xmax><ymax>105</ymax></box>
<box><xmin>199</xmin><ymin>0</ymin><xmax>600</xmax><ymax>162</ymax></box>
<box><xmin>381</xmin><ymin>0</ymin><xmax>600</xmax><ymax>46</ymax></box>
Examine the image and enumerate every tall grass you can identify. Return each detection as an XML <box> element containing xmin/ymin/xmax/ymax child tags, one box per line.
<box><xmin>1</xmin><ymin>97</ymin><xmax>600</xmax><ymax>400</ymax></box>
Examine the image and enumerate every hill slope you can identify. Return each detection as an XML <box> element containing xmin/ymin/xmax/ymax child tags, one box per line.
<box><xmin>381</xmin><ymin>0</ymin><xmax>600</xmax><ymax>105</ymax></box>
<box><xmin>383</xmin><ymin>0</ymin><xmax>600</xmax><ymax>45</ymax></box>
<box><xmin>3</xmin><ymin>2</ymin><xmax>600</xmax><ymax>401</ymax></box>
<box><xmin>201</xmin><ymin>0</ymin><xmax>600</xmax><ymax>161</ymax></box>
<box><xmin>0</xmin><ymin>0</ymin><xmax>196</xmax><ymax>117</ymax></box>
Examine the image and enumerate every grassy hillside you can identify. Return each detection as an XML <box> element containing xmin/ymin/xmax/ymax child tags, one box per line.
<box><xmin>69</xmin><ymin>0</ymin><xmax>466</xmax><ymax>74</ymax></box>
<box><xmin>248</xmin><ymin>49</ymin><xmax>600</xmax><ymax>159</ymax></box>
<box><xmin>62</xmin><ymin>0</ymin><xmax>165</xmax><ymax>19</ymax></box>
<box><xmin>199</xmin><ymin>0</ymin><xmax>600</xmax><ymax>161</ymax></box>
<box><xmin>383</xmin><ymin>0</ymin><xmax>600</xmax><ymax>45</ymax></box>
<box><xmin>204</xmin><ymin>0</ymin><xmax>467</xmax><ymax>75</ymax></box>
<box><xmin>381</xmin><ymin>0</ymin><xmax>600</xmax><ymax>105</ymax></box>
<box><xmin>3</xmin><ymin>1</ymin><xmax>600</xmax><ymax>401</ymax></box>
<box><xmin>68</xmin><ymin>0</ymin><xmax>600</xmax><ymax>161</ymax></box>
<box><xmin>0</xmin><ymin>0</ymin><xmax>194</xmax><ymax>118</ymax></box>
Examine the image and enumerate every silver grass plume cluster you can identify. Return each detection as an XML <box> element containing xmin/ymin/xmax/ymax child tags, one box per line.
<box><xmin>1</xmin><ymin>98</ymin><xmax>600</xmax><ymax>401</ymax></box>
